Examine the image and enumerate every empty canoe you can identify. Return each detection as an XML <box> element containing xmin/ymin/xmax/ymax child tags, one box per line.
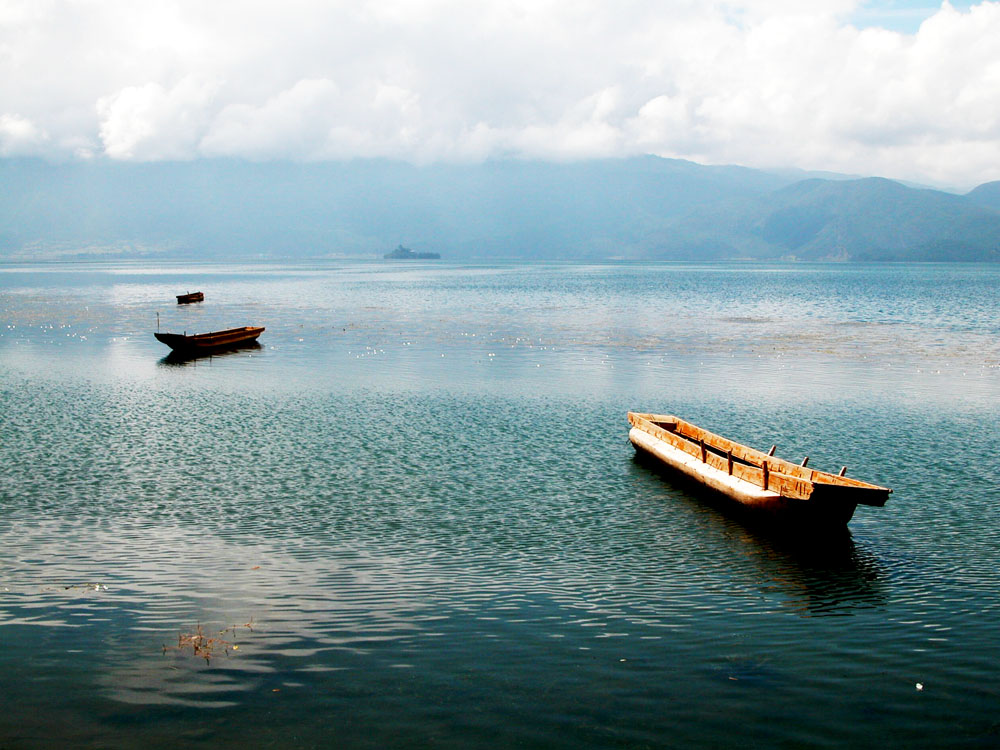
<box><xmin>154</xmin><ymin>326</ymin><xmax>264</xmax><ymax>354</ymax></box>
<box><xmin>628</xmin><ymin>412</ymin><xmax>891</xmax><ymax>526</ymax></box>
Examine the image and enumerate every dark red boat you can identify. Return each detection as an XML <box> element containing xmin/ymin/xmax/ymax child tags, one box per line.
<box><xmin>154</xmin><ymin>326</ymin><xmax>264</xmax><ymax>354</ymax></box>
<box><xmin>176</xmin><ymin>291</ymin><xmax>204</xmax><ymax>304</ymax></box>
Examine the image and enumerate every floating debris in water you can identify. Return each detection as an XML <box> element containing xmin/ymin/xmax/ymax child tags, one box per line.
<box><xmin>164</xmin><ymin>618</ymin><xmax>256</xmax><ymax>664</ymax></box>
<box><xmin>166</xmin><ymin>624</ymin><xmax>229</xmax><ymax>664</ymax></box>
<box><xmin>63</xmin><ymin>582</ymin><xmax>109</xmax><ymax>592</ymax></box>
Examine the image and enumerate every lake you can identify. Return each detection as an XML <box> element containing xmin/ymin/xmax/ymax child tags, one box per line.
<box><xmin>2</xmin><ymin>260</ymin><xmax>999</xmax><ymax>748</ymax></box>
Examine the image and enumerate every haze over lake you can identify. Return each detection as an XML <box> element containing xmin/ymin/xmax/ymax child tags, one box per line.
<box><xmin>2</xmin><ymin>260</ymin><xmax>999</xmax><ymax>748</ymax></box>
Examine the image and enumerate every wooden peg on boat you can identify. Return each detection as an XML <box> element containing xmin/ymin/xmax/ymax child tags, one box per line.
<box><xmin>839</xmin><ymin>466</ymin><xmax>848</xmax><ymax>476</ymax></box>
<box><xmin>767</xmin><ymin>445</ymin><xmax>776</xmax><ymax>456</ymax></box>
<box><xmin>801</xmin><ymin>456</ymin><xmax>809</xmax><ymax>467</ymax></box>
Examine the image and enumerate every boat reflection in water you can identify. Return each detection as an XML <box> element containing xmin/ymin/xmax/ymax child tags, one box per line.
<box><xmin>735</xmin><ymin>519</ymin><xmax>884</xmax><ymax>616</ymax></box>
<box><xmin>632</xmin><ymin>450</ymin><xmax>885</xmax><ymax>616</ymax></box>
<box><xmin>158</xmin><ymin>340</ymin><xmax>263</xmax><ymax>366</ymax></box>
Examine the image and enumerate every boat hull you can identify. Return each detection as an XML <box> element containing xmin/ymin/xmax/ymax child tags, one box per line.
<box><xmin>630</xmin><ymin>429</ymin><xmax>857</xmax><ymax>525</ymax></box>
<box><xmin>176</xmin><ymin>292</ymin><xmax>204</xmax><ymax>304</ymax></box>
<box><xmin>628</xmin><ymin>412</ymin><xmax>890</xmax><ymax>527</ymax></box>
<box><xmin>154</xmin><ymin>326</ymin><xmax>264</xmax><ymax>355</ymax></box>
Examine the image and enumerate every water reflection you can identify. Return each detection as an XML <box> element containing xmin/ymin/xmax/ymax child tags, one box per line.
<box><xmin>632</xmin><ymin>454</ymin><xmax>884</xmax><ymax>616</ymax></box>
<box><xmin>158</xmin><ymin>342</ymin><xmax>263</xmax><ymax>367</ymax></box>
<box><xmin>739</xmin><ymin>526</ymin><xmax>884</xmax><ymax>616</ymax></box>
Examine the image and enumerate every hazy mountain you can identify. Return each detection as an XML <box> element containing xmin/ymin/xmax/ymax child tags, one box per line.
<box><xmin>2</xmin><ymin>157</ymin><xmax>999</xmax><ymax>261</ymax></box>
<box><xmin>966</xmin><ymin>181</ymin><xmax>1000</xmax><ymax>212</ymax></box>
<box><xmin>743</xmin><ymin>177</ymin><xmax>1000</xmax><ymax>261</ymax></box>
<box><xmin>0</xmin><ymin>157</ymin><xmax>789</xmax><ymax>260</ymax></box>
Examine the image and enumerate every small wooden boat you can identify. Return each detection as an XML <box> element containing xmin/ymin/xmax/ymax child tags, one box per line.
<box><xmin>176</xmin><ymin>291</ymin><xmax>204</xmax><ymax>304</ymax></box>
<box><xmin>628</xmin><ymin>412</ymin><xmax>891</xmax><ymax>526</ymax></box>
<box><xmin>154</xmin><ymin>326</ymin><xmax>264</xmax><ymax>354</ymax></box>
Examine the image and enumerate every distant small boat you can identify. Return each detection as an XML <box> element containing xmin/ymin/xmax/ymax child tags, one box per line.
<box><xmin>628</xmin><ymin>412</ymin><xmax>891</xmax><ymax>526</ymax></box>
<box><xmin>154</xmin><ymin>326</ymin><xmax>264</xmax><ymax>355</ymax></box>
<box><xmin>176</xmin><ymin>291</ymin><xmax>204</xmax><ymax>304</ymax></box>
<box><xmin>384</xmin><ymin>244</ymin><xmax>440</xmax><ymax>260</ymax></box>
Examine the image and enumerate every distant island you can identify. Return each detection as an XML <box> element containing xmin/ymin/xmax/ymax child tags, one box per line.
<box><xmin>384</xmin><ymin>244</ymin><xmax>440</xmax><ymax>260</ymax></box>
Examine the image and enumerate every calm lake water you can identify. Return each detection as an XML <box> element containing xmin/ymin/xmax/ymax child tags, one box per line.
<box><xmin>2</xmin><ymin>260</ymin><xmax>999</xmax><ymax>748</ymax></box>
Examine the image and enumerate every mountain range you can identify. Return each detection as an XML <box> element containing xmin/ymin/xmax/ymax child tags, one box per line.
<box><xmin>2</xmin><ymin>156</ymin><xmax>999</xmax><ymax>261</ymax></box>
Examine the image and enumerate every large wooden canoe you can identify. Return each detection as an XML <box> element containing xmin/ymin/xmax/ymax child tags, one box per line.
<box><xmin>628</xmin><ymin>412</ymin><xmax>891</xmax><ymax>525</ymax></box>
<box><xmin>176</xmin><ymin>291</ymin><xmax>204</xmax><ymax>304</ymax></box>
<box><xmin>154</xmin><ymin>326</ymin><xmax>264</xmax><ymax>354</ymax></box>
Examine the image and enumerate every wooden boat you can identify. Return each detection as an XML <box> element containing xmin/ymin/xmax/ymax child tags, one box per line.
<box><xmin>628</xmin><ymin>412</ymin><xmax>891</xmax><ymax>525</ymax></box>
<box><xmin>154</xmin><ymin>326</ymin><xmax>264</xmax><ymax>354</ymax></box>
<box><xmin>176</xmin><ymin>291</ymin><xmax>204</xmax><ymax>304</ymax></box>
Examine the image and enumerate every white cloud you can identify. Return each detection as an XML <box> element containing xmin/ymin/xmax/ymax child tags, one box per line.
<box><xmin>2</xmin><ymin>0</ymin><xmax>1000</xmax><ymax>186</ymax></box>
<box><xmin>97</xmin><ymin>77</ymin><xmax>219</xmax><ymax>160</ymax></box>
<box><xmin>0</xmin><ymin>114</ymin><xmax>48</xmax><ymax>155</ymax></box>
<box><xmin>201</xmin><ymin>79</ymin><xmax>344</xmax><ymax>159</ymax></box>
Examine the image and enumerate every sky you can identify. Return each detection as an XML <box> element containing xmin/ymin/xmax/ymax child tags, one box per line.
<box><xmin>0</xmin><ymin>0</ymin><xmax>997</xmax><ymax>189</ymax></box>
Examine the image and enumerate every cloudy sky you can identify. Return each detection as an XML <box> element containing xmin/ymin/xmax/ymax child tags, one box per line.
<box><xmin>1</xmin><ymin>0</ymin><xmax>997</xmax><ymax>188</ymax></box>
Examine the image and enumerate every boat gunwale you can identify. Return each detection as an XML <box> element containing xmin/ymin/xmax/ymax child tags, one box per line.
<box><xmin>174</xmin><ymin>326</ymin><xmax>264</xmax><ymax>342</ymax></box>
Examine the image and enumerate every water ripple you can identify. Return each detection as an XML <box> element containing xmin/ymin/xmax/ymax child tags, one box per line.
<box><xmin>4</xmin><ymin>262</ymin><xmax>1000</xmax><ymax>747</ymax></box>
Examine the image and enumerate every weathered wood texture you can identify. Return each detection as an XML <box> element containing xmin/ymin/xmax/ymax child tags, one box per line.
<box><xmin>628</xmin><ymin>412</ymin><xmax>890</xmax><ymax>507</ymax></box>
